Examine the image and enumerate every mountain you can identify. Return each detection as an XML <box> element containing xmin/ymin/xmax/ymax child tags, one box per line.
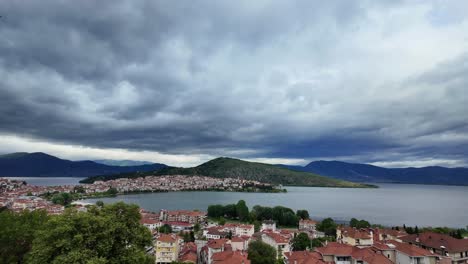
<box><xmin>0</xmin><ymin>152</ymin><xmax>167</xmax><ymax>178</ymax></box>
<box><xmin>280</xmin><ymin>160</ymin><xmax>468</xmax><ymax>185</ymax></box>
<box><xmin>81</xmin><ymin>157</ymin><xmax>375</xmax><ymax>188</ymax></box>
<box><xmin>92</xmin><ymin>159</ymin><xmax>153</xmax><ymax>166</ymax></box>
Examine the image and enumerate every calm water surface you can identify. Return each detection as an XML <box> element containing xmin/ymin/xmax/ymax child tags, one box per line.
<box><xmin>82</xmin><ymin>183</ymin><xmax>468</xmax><ymax>228</ymax></box>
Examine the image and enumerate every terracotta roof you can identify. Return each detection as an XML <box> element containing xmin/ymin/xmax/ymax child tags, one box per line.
<box><xmin>401</xmin><ymin>232</ymin><xmax>468</xmax><ymax>252</ymax></box>
<box><xmin>386</xmin><ymin>240</ymin><xmax>438</xmax><ymax>257</ymax></box>
<box><xmin>300</xmin><ymin>219</ymin><xmax>318</xmax><ymax>225</ymax></box>
<box><xmin>263</xmin><ymin>232</ymin><xmax>290</xmax><ymax>244</ymax></box>
<box><xmin>317</xmin><ymin>242</ymin><xmax>393</xmax><ymax>264</ymax></box>
<box><xmin>212</xmin><ymin>251</ymin><xmax>250</xmax><ymax>264</ymax></box>
<box><xmin>339</xmin><ymin>227</ymin><xmax>372</xmax><ymax>239</ymax></box>
<box><xmin>284</xmin><ymin>251</ymin><xmax>327</xmax><ymax>264</ymax></box>
<box><xmin>157</xmin><ymin>234</ymin><xmax>177</xmax><ymax>243</ymax></box>
<box><xmin>207</xmin><ymin>238</ymin><xmax>229</xmax><ymax>249</ymax></box>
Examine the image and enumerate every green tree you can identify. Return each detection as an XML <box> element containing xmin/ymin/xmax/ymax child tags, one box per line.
<box><xmin>349</xmin><ymin>218</ymin><xmax>359</xmax><ymax>227</ymax></box>
<box><xmin>51</xmin><ymin>192</ymin><xmax>73</xmax><ymax>206</ymax></box>
<box><xmin>236</xmin><ymin>200</ymin><xmax>249</xmax><ymax>222</ymax></box>
<box><xmin>95</xmin><ymin>200</ymin><xmax>104</xmax><ymax>207</ymax></box>
<box><xmin>218</xmin><ymin>217</ymin><xmax>226</xmax><ymax>225</ymax></box>
<box><xmin>248</xmin><ymin>240</ymin><xmax>277</xmax><ymax>264</ymax></box>
<box><xmin>193</xmin><ymin>223</ymin><xmax>200</xmax><ymax>233</ymax></box>
<box><xmin>317</xmin><ymin>218</ymin><xmax>337</xmax><ymax>237</ymax></box>
<box><xmin>292</xmin><ymin>233</ymin><xmax>311</xmax><ymax>251</ymax></box>
<box><xmin>0</xmin><ymin>210</ymin><xmax>49</xmax><ymax>264</ymax></box>
<box><xmin>159</xmin><ymin>224</ymin><xmax>173</xmax><ymax>234</ymax></box>
<box><xmin>296</xmin><ymin>210</ymin><xmax>309</xmax><ymax>220</ymax></box>
<box><xmin>207</xmin><ymin>204</ymin><xmax>224</xmax><ymax>218</ymax></box>
<box><xmin>106</xmin><ymin>187</ymin><xmax>118</xmax><ymax>196</ymax></box>
<box><xmin>223</xmin><ymin>204</ymin><xmax>238</xmax><ymax>219</ymax></box>
<box><xmin>26</xmin><ymin>202</ymin><xmax>154</xmax><ymax>264</ymax></box>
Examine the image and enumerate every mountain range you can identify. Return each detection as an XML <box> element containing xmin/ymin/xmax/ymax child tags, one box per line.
<box><xmin>280</xmin><ymin>160</ymin><xmax>468</xmax><ymax>185</ymax></box>
<box><xmin>1</xmin><ymin>152</ymin><xmax>467</xmax><ymax>186</ymax></box>
<box><xmin>81</xmin><ymin>157</ymin><xmax>373</xmax><ymax>188</ymax></box>
<box><xmin>0</xmin><ymin>152</ymin><xmax>167</xmax><ymax>178</ymax></box>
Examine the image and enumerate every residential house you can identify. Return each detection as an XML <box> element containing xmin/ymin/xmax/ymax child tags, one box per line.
<box><xmin>155</xmin><ymin>234</ymin><xmax>180</xmax><ymax>264</ymax></box>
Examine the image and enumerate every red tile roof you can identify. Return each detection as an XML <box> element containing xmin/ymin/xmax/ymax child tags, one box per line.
<box><xmin>401</xmin><ymin>232</ymin><xmax>468</xmax><ymax>252</ymax></box>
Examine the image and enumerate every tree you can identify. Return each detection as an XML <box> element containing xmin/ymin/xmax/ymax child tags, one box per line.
<box><xmin>106</xmin><ymin>187</ymin><xmax>118</xmax><ymax>196</ymax></box>
<box><xmin>194</xmin><ymin>223</ymin><xmax>200</xmax><ymax>233</ymax></box>
<box><xmin>95</xmin><ymin>200</ymin><xmax>104</xmax><ymax>207</ymax></box>
<box><xmin>207</xmin><ymin>205</ymin><xmax>224</xmax><ymax>218</ymax></box>
<box><xmin>296</xmin><ymin>210</ymin><xmax>309</xmax><ymax>220</ymax></box>
<box><xmin>223</xmin><ymin>204</ymin><xmax>238</xmax><ymax>219</ymax></box>
<box><xmin>0</xmin><ymin>210</ymin><xmax>49</xmax><ymax>264</ymax></box>
<box><xmin>349</xmin><ymin>218</ymin><xmax>359</xmax><ymax>228</ymax></box>
<box><xmin>292</xmin><ymin>233</ymin><xmax>311</xmax><ymax>251</ymax></box>
<box><xmin>236</xmin><ymin>200</ymin><xmax>249</xmax><ymax>222</ymax></box>
<box><xmin>159</xmin><ymin>224</ymin><xmax>173</xmax><ymax>234</ymax></box>
<box><xmin>51</xmin><ymin>192</ymin><xmax>73</xmax><ymax>206</ymax></box>
<box><xmin>218</xmin><ymin>217</ymin><xmax>226</xmax><ymax>225</ymax></box>
<box><xmin>317</xmin><ymin>218</ymin><xmax>337</xmax><ymax>237</ymax></box>
<box><xmin>248</xmin><ymin>240</ymin><xmax>277</xmax><ymax>264</ymax></box>
<box><xmin>26</xmin><ymin>202</ymin><xmax>154</xmax><ymax>264</ymax></box>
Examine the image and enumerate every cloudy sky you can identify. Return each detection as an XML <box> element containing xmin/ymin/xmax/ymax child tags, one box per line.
<box><xmin>1</xmin><ymin>1</ymin><xmax>467</xmax><ymax>167</ymax></box>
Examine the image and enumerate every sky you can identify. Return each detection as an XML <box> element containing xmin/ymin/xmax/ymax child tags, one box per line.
<box><xmin>0</xmin><ymin>0</ymin><xmax>467</xmax><ymax>168</ymax></box>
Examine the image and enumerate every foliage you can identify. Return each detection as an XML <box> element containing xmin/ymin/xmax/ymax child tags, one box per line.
<box><xmin>51</xmin><ymin>192</ymin><xmax>73</xmax><ymax>206</ymax></box>
<box><xmin>0</xmin><ymin>210</ymin><xmax>49</xmax><ymax>264</ymax></box>
<box><xmin>317</xmin><ymin>218</ymin><xmax>337</xmax><ymax>237</ymax></box>
<box><xmin>194</xmin><ymin>223</ymin><xmax>201</xmax><ymax>233</ymax></box>
<box><xmin>25</xmin><ymin>202</ymin><xmax>154</xmax><ymax>264</ymax></box>
<box><xmin>311</xmin><ymin>237</ymin><xmax>335</xmax><ymax>248</ymax></box>
<box><xmin>292</xmin><ymin>233</ymin><xmax>311</xmax><ymax>251</ymax></box>
<box><xmin>250</xmin><ymin>205</ymin><xmax>298</xmax><ymax>226</ymax></box>
<box><xmin>248</xmin><ymin>240</ymin><xmax>277</xmax><ymax>264</ymax></box>
<box><xmin>236</xmin><ymin>200</ymin><xmax>249</xmax><ymax>222</ymax></box>
<box><xmin>296</xmin><ymin>210</ymin><xmax>309</xmax><ymax>220</ymax></box>
<box><xmin>159</xmin><ymin>224</ymin><xmax>173</xmax><ymax>234</ymax></box>
<box><xmin>349</xmin><ymin>218</ymin><xmax>371</xmax><ymax>228</ymax></box>
<box><xmin>218</xmin><ymin>217</ymin><xmax>226</xmax><ymax>225</ymax></box>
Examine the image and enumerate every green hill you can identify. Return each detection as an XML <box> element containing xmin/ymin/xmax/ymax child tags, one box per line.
<box><xmin>81</xmin><ymin>157</ymin><xmax>375</xmax><ymax>188</ymax></box>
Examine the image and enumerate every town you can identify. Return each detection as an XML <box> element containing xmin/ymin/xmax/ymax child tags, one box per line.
<box><xmin>0</xmin><ymin>176</ymin><xmax>281</xmax><ymax>214</ymax></box>
<box><xmin>2</xmin><ymin>177</ymin><xmax>468</xmax><ymax>264</ymax></box>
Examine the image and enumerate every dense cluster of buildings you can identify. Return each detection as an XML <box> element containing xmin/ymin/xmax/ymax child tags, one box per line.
<box><xmin>89</xmin><ymin>175</ymin><xmax>275</xmax><ymax>193</ymax></box>
<box><xmin>138</xmin><ymin>208</ymin><xmax>468</xmax><ymax>264</ymax></box>
<box><xmin>0</xmin><ymin>178</ymin><xmax>65</xmax><ymax>214</ymax></box>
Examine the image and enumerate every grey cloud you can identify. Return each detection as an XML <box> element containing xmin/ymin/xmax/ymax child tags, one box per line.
<box><xmin>0</xmin><ymin>0</ymin><xmax>467</xmax><ymax>166</ymax></box>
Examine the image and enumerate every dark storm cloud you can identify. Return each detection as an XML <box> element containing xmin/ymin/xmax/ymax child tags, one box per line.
<box><xmin>0</xmin><ymin>0</ymin><xmax>467</xmax><ymax>166</ymax></box>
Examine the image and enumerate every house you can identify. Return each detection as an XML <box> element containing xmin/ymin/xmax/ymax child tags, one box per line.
<box><xmin>204</xmin><ymin>226</ymin><xmax>228</xmax><ymax>240</ymax></box>
<box><xmin>200</xmin><ymin>239</ymin><xmax>230</xmax><ymax>264</ymax></box>
<box><xmin>373</xmin><ymin>240</ymin><xmax>439</xmax><ymax>264</ymax></box>
<box><xmin>261</xmin><ymin>232</ymin><xmax>292</xmax><ymax>257</ymax></box>
<box><xmin>337</xmin><ymin>227</ymin><xmax>374</xmax><ymax>247</ymax></box>
<box><xmin>261</xmin><ymin>220</ymin><xmax>276</xmax><ymax>231</ymax></box>
<box><xmin>299</xmin><ymin>219</ymin><xmax>318</xmax><ymax>231</ymax></box>
<box><xmin>155</xmin><ymin>234</ymin><xmax>180</xmax><ymax>263</ymax></box>
<box><xmin>160</xmin><ymin>209</ymin><xmax>206</xmax><ymax>224</ymax></box>
<box><xmin>179</xmin><ymin>242</ymin><xmax>197</xmax><ymax>263</ymax></box>
<box><xmin>211</xmin><ymin>250</ymin><xmax>250</xmax><ymax>264</ymax></box>
<box><xmin>316</xmin><ymin>242</ymin><xmax>393</xmax><ymax>264</ymax></box>
<box><xmin>284</xmin><ymin>251</ymin><xmax>327</xmax><ymax>264</ymax></box>
<box><xmin>235</xmin><ymin>224</ymin><xmax>255</xmax><ymax>237</ymax></box>
<box><xmin>401</xmin><ymin>232</ymin><xmax>468</xmax><ymax>263</ymax></box>
<box><xmin>140</xmin><ymin>218</ymin><xmax>159</xmax><ymax>230</ymax></box>
<box><xmin>231</xmin><ymin>236</ymin><xmax>250</xmax><ymax>251</ymax></box>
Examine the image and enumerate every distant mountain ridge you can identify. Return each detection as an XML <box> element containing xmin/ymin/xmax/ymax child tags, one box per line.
<box><xmin>92</xmin><ymin>159</ymin><xmax>153</xmax><ymax>166</ymax></box>
<box><xmin>280</xmin><ymin>160</ymin><xmax>468</xmax><ymax>185</ymax></box>
<box><xmin>82</xmin><ymin>157</ymin><xmax>374</xmax><ymax>188</ymax></box>
<box><xmin>0</xmin><ymin>152</ymin><xmax>167</xmax><ymax>178</ymax></box>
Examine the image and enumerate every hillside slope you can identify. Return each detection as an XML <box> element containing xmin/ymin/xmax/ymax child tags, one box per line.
<box><xmin>0</xmin><ymin>152</ymin><xmax>167</xmax><ymax>178</ymax></box>
<box><xmin>281</xmin><ymin>160</ymin><xmax>468</xmax><ymax>185</ymax></box>
<box><xmin>82</xmin><ymin>157</ymin><xmax>374</xmax><ymax>188</ymax></box>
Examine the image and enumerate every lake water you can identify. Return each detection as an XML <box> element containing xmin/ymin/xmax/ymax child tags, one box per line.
<box><xmin>81</xmin><ymin>183</ymin><xmax>468</xmax><ymax>228</ymax></box>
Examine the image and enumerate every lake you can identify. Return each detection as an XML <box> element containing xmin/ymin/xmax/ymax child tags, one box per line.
<box><xmin>79</xmin><ymin>183</ymin><xmax>468</xmax><ymax>228</ymax></box>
